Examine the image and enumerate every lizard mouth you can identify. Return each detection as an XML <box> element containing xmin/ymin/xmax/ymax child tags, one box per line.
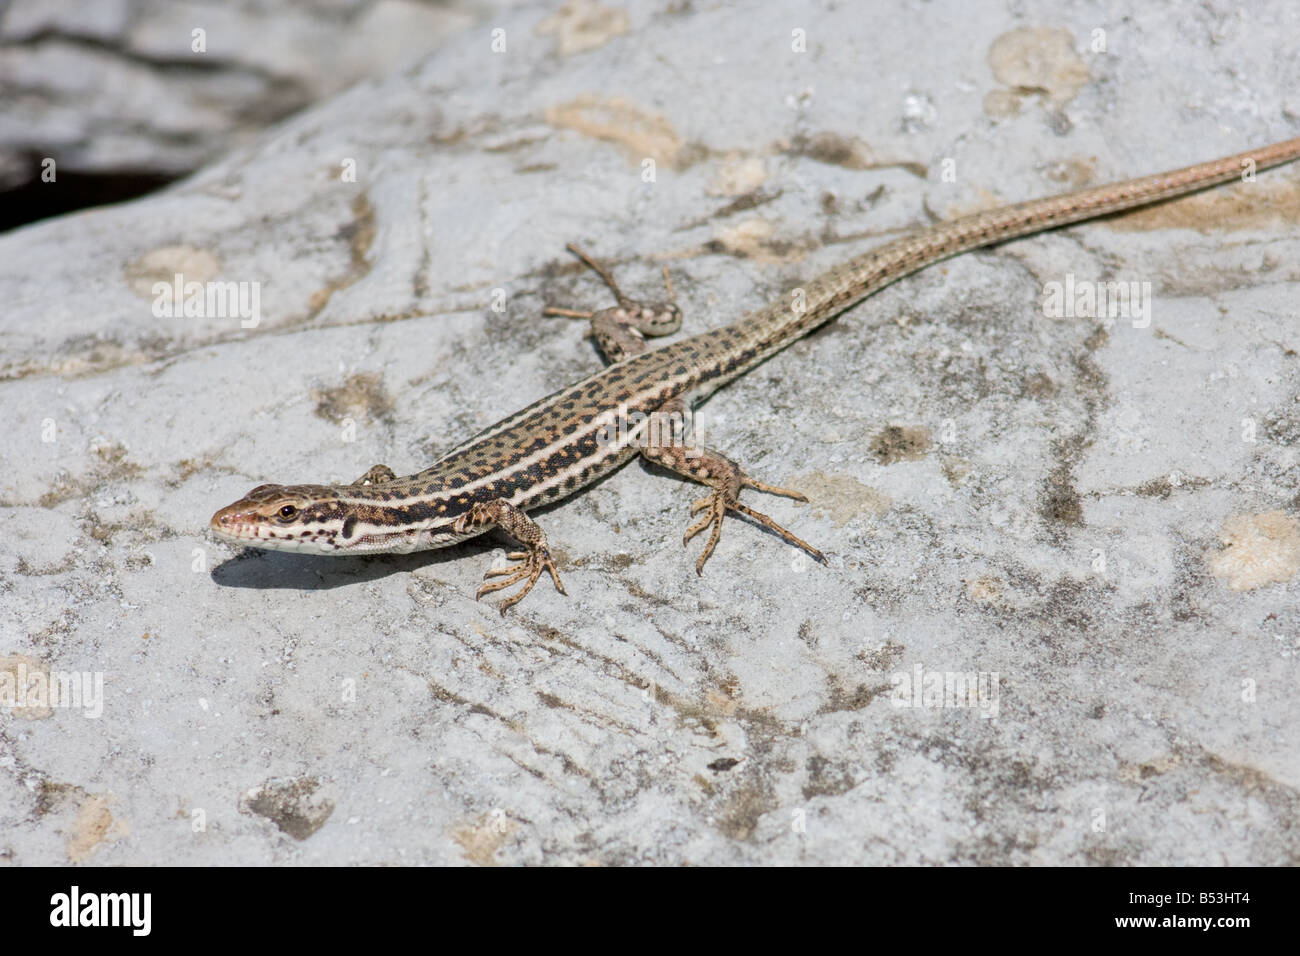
<box><xmin>209</xmin><ymin>504</ymin><xmax>260</xmax><ymax>541</ymax></box>
<box><xmin>209</xmin><ymin>506</ymin><xmax>337</xmax><ymax>552</ymax></box>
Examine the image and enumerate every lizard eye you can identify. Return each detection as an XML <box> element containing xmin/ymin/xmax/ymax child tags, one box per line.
<box><xmin>276</xmin><ymin>505</ymin><xmax>298</xmax><ymax>521</ymax></box>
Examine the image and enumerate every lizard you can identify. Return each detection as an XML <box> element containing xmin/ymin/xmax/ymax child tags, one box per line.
<box><xmin>210</xmin><ymin>136</ymin><xmax>1300</xmax><ymax>612</ymax></box>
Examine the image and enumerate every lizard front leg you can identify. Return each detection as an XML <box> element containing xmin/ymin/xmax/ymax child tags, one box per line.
<box><xmin>452</xmin><ymin>499</ymin><xmax>566</xmax><ymax>613</ymax></box>
<box><xmin>639</xmin><ymin>399</ymin><xmax>825</xmax><ymax>573</ymax></box>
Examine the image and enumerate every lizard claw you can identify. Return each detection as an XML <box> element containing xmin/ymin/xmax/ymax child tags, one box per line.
<box><xmin>684</xmin><ymin>487</ymin><xmax>825</xmax><ymax>574</ymax></box>
<box><xmin>477</xmin><ymin>547</ymin><xmax>567</xmax><ymax>614</ymax></box>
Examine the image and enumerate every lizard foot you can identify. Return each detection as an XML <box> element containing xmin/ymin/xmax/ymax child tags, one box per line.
<box><xmin>685</xmin><ymin>478</ymin><xmax>825</xmax><ymax>574</ymax></box>
<box><xmin>477</xmin><ymin>547</ymin><xmax>567</xmax><ymax>615</ymax></box>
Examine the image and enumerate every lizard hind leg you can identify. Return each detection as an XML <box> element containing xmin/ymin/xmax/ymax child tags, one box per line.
<box><xmin>639</xmin><ymin>406</ymin><xmax>825</xmax><ymax>573</ymax></box>
<box><xmin>352</xmin><ymin>464</ymin><xmax>396</xmax><ymax>486</ymax></box>
<box><xmin>545</xmin><ymin>243</ymin><xmax>682</xmax><ymax>364</ymax></box>
<box><xmin>684</xmin><ymin>479</ymin><xmax>823</xmax><ymax>572</ymax></box>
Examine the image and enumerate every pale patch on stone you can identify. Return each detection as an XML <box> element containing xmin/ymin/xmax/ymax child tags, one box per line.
<box><xmin>67</xmin><ymin>794</ymin><xmax>129</xmax><ymax>863</ymax></box>
<box><xmin>124</xmin><ymin>245</ymin><xmax>220</xmax><ymax>298</ymax></box>
<box><xmin>0</xmin><ymin>654</ymin><xmax>53</xmax><ymax>720</ymax></box>
<box><xmin>451</xmin><ymin>813</ymin><xmax>518</xmax><ymax>866</ymax></box>
<box><xmin>1042</xmin><ymin>156</ymin><xmax>1098</xmax><ymax>188</ymax></box>
<box><xmin>1206</xmin><ymin>510</ymin><xmax>1300</xmax><ymax>591</ymax></box>
<box><xmin>545</xmin><ymin>96</ymin><xmax>683</xmax><ymax>168</ymax></box>
<box><xmin>536</xmin><ymin>0</ymin><xmax>629</xmax><ymax>57</ymax></box>
<box><xmin>982</xmin><ymin>88</ymin><xmax>1021</xmax><ymax>118</ymax></box>
<box><xmin>986</xmin><ymin>27</ymin><xmax>1090</xmax><ymax>108</ymax></box>
<box><xmin>966</xmin><ymin>577</ymin><xmax>1004</xmax><ymax>604</ymax></box>
<box><xmin>704</xmin><ymin>687</ymin><xmax>740</xmax><ymax>717</ymax></box>
<box><xmin>710</xmin><ymin>217</ymin><xmax>783</xmax><ymax>261</ymax></box>
<box><xmin>708</xmin><ymin>156</ymin><xmax>767</xmax><ymax>197</ymax></box>
<box><xmin>792</xmin><ymin>472</ymin><xmax>892</xmax><ymax>527</ymax></box>
<box><xmin>942</xmin><ymin>456</ymin><xmax>971</xmax><ymax>488</ymax></box>
<box><xmin>1117</xmin><ymin>754</ymin><xmax>1182</xmax><ymax>784</ymax></box>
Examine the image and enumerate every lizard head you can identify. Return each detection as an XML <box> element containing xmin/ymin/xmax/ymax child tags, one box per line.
<box><xmin>210</xmin><ymin>483</ymin><xmax>355</xmax><ymax>553</ymax></box>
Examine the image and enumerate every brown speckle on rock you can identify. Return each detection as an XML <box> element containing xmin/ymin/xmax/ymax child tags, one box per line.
<box><xmin>312</xmin><ymin>372</ymin><xmax>394</xmax><ymax>424</ymax></box>
<box><xmin>870</xmin><ymin>425</ymin><xmax>932</xmax><ymax>464</ymax></box>
<box><xmin>240</xmin><ymin>777</ymin><xmax>335</xmax><ymax>841</ymax></box>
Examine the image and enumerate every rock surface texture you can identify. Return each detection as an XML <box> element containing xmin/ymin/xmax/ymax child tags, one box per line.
<box><xmin>0</xmin><ymin>0</ymin><xmax>475</xmax><ymax>196</ymax></box>
<box><xmin>1</xmin><ymin>0</ymin><xmax>1298</xmax><ymax>865</ymax></box>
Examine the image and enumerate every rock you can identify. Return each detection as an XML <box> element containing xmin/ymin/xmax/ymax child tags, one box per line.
<box><xmin>0</xmin><ymin>0</ymin><xmax>476</xmax><ymax>195</ymax></box>
<box><xmin>1</xmin><ymin>1</ymin><xmax>1298</xmax><ymax>865</ymax></box>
